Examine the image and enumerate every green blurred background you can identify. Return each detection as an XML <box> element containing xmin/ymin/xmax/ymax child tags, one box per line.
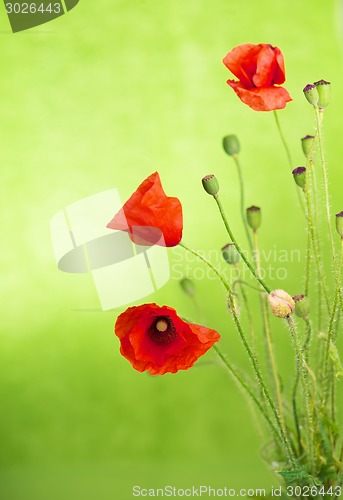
<box><xmin>1</xmin><ymin>0</ymin><xmax>343</xmax><ymax>498</ymax></box>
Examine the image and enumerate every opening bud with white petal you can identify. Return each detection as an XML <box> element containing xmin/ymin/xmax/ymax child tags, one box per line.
<box><xmin>268</xmin><ymin>289</ymin><xmax>295</xmax><ymax>318</ymax></box>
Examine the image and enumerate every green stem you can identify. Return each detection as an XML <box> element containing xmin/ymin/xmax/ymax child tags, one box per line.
<box><xmin>234</xmin><ymin>263</ymin><xmax>256</xmax><ymax>352</ymax></box>
<box><xmin>253</xmin><ymin>230</ymin><xmax>285</xmax><ymax>431</ymax></box>
<box><xmin>179</xmin><ymin>242</ymin><xmax>230</xmax><ymax>292</ymax></box>
<box><xmin>321</xmin><ymin>239</ymin><xmax>343</xmax><ymax>410</ymax></box>
<box><xmin>287</xmin><ymin>317</ymin><xmax>315</xmax><ymax>474</ymax></box>
<box><xmin>304</xmin><ymin>171</ymin><xmax>330</xmax><ymax>312</ymax></box>
<box><xmin>273</xmin><ymin>111</ymin><xmax>293</xmax><ymax>168</ymax></box>
<box><xmin>232</xmin><ymin>280</ymin><xmax>265</xmax><ymax>293</ymax></box>
<box><xmin>273</xmin><ymin>110</ymin><xmax>305</xmax><ymax>213</ymax></box>
<box><xmin>214</xmin><ymin>196</ymin><xmax>271</xmax><ymax>293</ymax></box>
<box><xmin>232</xmin><ymin>154</ymin><xmax>253</xmax><ymax>252</ymax></box>
<box><xmin>292</xmin><ymin>356</ymin><xmax>302</xmax><ymax>456</ymax></box>
<box><xmin>315</xmin><ymin>106</ymin><xmax>343</xmax><ymax>336</ymax></box>
<box><xmin>213</xmin><ymin>344</ymin><xmax>284</xmax><ymax>450</ymax></box>
<box><xmin>179</xmin><ymin>241</ymin><xmax>295</xmax><ymax>467</ymax></box>
<box><xmin>314</xmin><ymin>107</ymin><xmax>336</xmax><ymax>260</ymax></box>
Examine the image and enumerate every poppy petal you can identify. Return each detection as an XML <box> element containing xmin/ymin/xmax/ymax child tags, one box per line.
<box><xmin>107</xmin><ymin>172</ymin><xmax>183</xmax><ymax>247</ymax></box>
<box><xmin>223</xmin><ymin>44</ymin><xmax>261</xmax><ymax>88</ymax></box>
<box><xmin>115</xmin><ymin>304</ymin><xmax>220</xmax><ymax>375</ymax></box>
<box><xmin>272</xmin><ymin>46</ymin><xmax>286</xmax><ymax>85</ymax></box>
<box><xmin>252</xmin><ymin>44</ymin><xmax>277</xmax><ymax>88</ymax></box>
<box><xmin>227</xmin><ymin>80</ymin><xmax>292</xmax><ymax>112</ymax></box>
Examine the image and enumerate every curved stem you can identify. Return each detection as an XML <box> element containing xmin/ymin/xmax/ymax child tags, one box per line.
<box><xmin>232</xmin><ymin>154</ymin><xmax>253</xmax><ymax>252</ymax></box>
<box><xmin>321</xmin><ymin>239</ymin><xmax>343</xmax><ymax>410</ymax></box>
<box><xmin>273</xmin><ymin>111</ymin><xmax>293</xmax><ymax>168</ymax></box>
<box><xmin>234</xmin><ymin>263</ymin><xmax>256</xmax><ymax>351</ymax></box>
<box><xmin>232</xmin><ymin>280</ymin><xmax>265</xmax><ymax>293</ymax></box>
<box><xmin>314</xmin><ymin>107</ymin><xmax>336</xmax><ymax>260</ymax></box>
<box><xmin>304</xmin><ymin>172</ymin><xmax>330</xmax><ymax>312</ymax></box>
<box><xmin>292</xmin><ymin>357</ymin><xmax>302</xmax><ymax>457</ymax></box>
<box><xmin>273</xmin><ymin>110</ymin><xmax>305</xmax><ymax>213</ymax></box>
<box><xmin>214</xmin><ymin>344</ymin><xmax>284</xmax><ymax>450</ymax></box>
<box><xmin>254</xmin><ymin>230</ymin><xmax>285</xmax><ymax>431</ymax></box>
<box><xmin>287</xmin><ymin>317</ymin><xmax>315</xmax><ymax>474</ymax></box>
<box><xmin>179</xmin><ymin>242</ymin><xmax>230</xmax><ymax>292</ymax></box>
<box><xmin>179</xmin><ymin>241</ymin><xmax>296</xmax><ymax>467</ymax></box>
<box><xmin>214</xmin><ymin>196</ymin><xmax>271</xmax><ymax>293</ymax></box>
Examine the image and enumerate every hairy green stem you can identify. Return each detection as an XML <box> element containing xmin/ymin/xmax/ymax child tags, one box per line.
<box><xmin>213</xmin><ymin>344</ymin><xmax>284</xmax><ymax>450</ymax></box>
<box><xmin>234</xmin><ymin>263</ymin><xmax>256</xmax><ymax>351</ymax></box>
<box><xmin>232</xmin><ymin>154</ymin><xmax>253</xmax><ymax>252</ymax></box>
<box><xmin>179</xmin><ymin>242</ymin><xmax>230</xmax><ymax>292</ymax></box>
<box><xmin>321</xmin><ymin>239</ymin><xmax>343</xmax><ymax>410</ymax></box>
<box><xmin>253</xmin><ymin>230</ymin><xmax>285</xmax><ymax>430</ymax></box>
<box><xmin>303</xmin><ymin>168</ymin><xmax>330</xmax><ymax>312</ymax></box>
<box><xmin>273</xmin><ymin>110</ymin><xmax>305</xmax><ymax>213</ymax></box>
<box><xmin>214</xmin><ymin>196</ymin><xmax>271</xmax><ymax>293</ymax></box>
<box><xmin>287</xmin><ymin>317</ymin><xmax>315</xmax><ymax>474</ymax></box>
<box><xmin>179</xmin><ymin>241</ymin><xmax>295</xmax><ymax>466</ymax></box>
<box><xmin>315</xmin><ymin>107</ymin><xmax>335</xmax><ymax>260</ymax></box>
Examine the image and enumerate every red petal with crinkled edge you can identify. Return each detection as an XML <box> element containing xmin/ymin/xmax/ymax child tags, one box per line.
<box><xmin>223</xmin><ymin>43</ymin><xmax>261</xmax><ymax>88</ymax></box>
<box><xmin>107</xmin><ymin>172</ymin><xmax>183</xmax><ymax>247</ymax></box>
<box><xmin>223</xmin><ymin>43</ymin><xmax>290</xmax><ymax>111</ymax></box>
<box><xmin>115</xmin><ymin>303</ymin><xmax>220</xmax><ymax>375</ymax></box>
<box><xmin>227</xmin><ymin>80</ymin><xmax>292</xmax><ymax>111</ymax></box>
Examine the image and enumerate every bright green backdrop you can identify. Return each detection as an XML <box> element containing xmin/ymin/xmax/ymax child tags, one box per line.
<box><xmin>1</xmin><ymin>1</ymin><xmax>343</xmax><ymax>499</ymax></box>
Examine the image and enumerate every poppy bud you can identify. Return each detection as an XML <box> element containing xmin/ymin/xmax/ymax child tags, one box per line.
<box><xmin>314</xmin><ymin>80</ymin><xmax>331</xmax><ymax>108</ymax></box>
<box><xmin>293</xmin><ymin>294</ymin><xmax>310</xmax><ymax>319</ymax></box>
<box><xmin>223</xmin><ymin>134</ymin><xmax>240</xmax><ymax>156</ymax></box>
<box><xmin>336</xmin><ymin>211</ymin><xmax>343</xmax><ymax>238</ymax></box>
<box><xmin>247</xmin><ymin>206</ymin><xmax>261</xmax><ymax>231</ymax></box>
<box><xmin>180</xmin><ymin>278</ymin><xmax>195</xmax><ymax>298</ymax></box>
<box><xmin>222</xmin><ymin>243</ymin><xmax>240</xmax><ymax>265</ymax></box>
<box><xmin>268</xmin><ymin>289</ymin><xmax>295</xmax><ymax>318</ymax></box>
<box><xmin>202</xmin><ymin>175</ymin><xmax>219</xmax><ymax>197</ymax></box>
<box><xmin>301</xmin><ymin>135</ymin><xmax>315</xmax><ymax>158</ymax></box>
<box><xmin>303</xmin><ymin>84</ymin><xmax>319</xmax><ymax>107</ymax></box>
<box><xmin>292</xmin><ymin>166</ymin><xmax>306</xmax><ymax>190</ymax></box>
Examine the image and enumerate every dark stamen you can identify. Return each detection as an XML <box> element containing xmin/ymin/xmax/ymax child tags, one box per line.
<box><xmin>148</xmin><ymin>315</ymin><xmax>177</xmax><ymax>345</ymax></box>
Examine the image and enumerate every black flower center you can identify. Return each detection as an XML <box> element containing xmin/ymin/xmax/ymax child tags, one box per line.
<box><xmin>148</xmin><ymin>315</ymin><xmax>177</xmax><ymax>345</ymax></box>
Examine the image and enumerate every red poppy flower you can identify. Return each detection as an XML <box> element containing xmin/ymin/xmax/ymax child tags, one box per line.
<box><xmin>107</xmin><ymin>172</ymin><xmax>182</xmax><ymax>247</ymax></box>
<box><xmin>223</xmin><ymin>43</ymin><xmax>292</xmax><ymax>111</ymax></box>
<box><xmin>115</xmin><ymin>303</ymin><xmax>220</xmax><ymax>375</ymax></box>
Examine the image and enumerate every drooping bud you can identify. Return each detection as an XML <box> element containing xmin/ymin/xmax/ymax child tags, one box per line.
<box><xmin>268</xmin><ymin>289</ymin><xmax>295</xmax><ymax>318</ymax></box>
<box><xmin>247</xmin><ymin>206</ymin><xmax>261</xmax><ymax>232</ymax></box>
<box><xmin>222</xmin><ymin>243</ymin><xmax>240</xmax><ymax>265</ymax></box>
<box><xmin>223</xmin><ymin>135</ymin><xmax>240</xmax><ymax>156</ymax></box>
<box><xmin>292</xmin><ymin>166</ymin><xmax>306</xmax><ymax>190</ymax></box>
<box><xmin>336</xmin><ymin>211</ymin><xmax>343</xmax><ymax>238</ymax></box>
<box><xmin>314</xmin><ymin>80</ymin><xmax>331</xmax><ymax>108</ymax></box>
<box><xmin>202</xmin><ymin>174</ymin><xmax>219</xmax><ymax>197</ymax></box>
<box><xmin>301</xmin><ymin>135</ymin><xmax>315</xmax><ymax>158</ymax></box>
<box><xmin>303</xmin><ymin>84</ymin><xmax>319</xmax><ymax>107</ymax></box>
<box><xmin>293</xmin><ymin>294</ymin><xmax>310</xmax><ymax>319</ymax></box>
<box><xmin>180</xmin><ymin>278</ymin><xmax>195</xmax><ymax>298</ymax></box>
